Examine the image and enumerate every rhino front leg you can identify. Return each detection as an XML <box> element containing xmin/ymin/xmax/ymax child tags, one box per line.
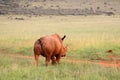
<box><xmin>51</xmin><ymin>56</ymin><xmax>57</xmax><ymax>65</ymax></box>
<box><xmin>56</xmin><ymin>54</ymin><xmax>61</xmax><ymax>64</ymax></box>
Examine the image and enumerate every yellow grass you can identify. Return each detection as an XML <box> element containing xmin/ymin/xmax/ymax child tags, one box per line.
<box><xmin>0</xmin><ymin>15</ymin><xmax>120</xmax><ymax>51</ymax></box>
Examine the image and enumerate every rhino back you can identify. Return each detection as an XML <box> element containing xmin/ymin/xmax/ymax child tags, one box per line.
<box><xmin>40</xmin><ymin>35</ymin><xmax>63</xmax><ymax>55</ymax></box>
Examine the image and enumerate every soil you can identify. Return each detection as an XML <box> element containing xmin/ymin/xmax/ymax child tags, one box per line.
<box><xmin>10</xmin><ymin>54</ymin><xmax>120</xmax><ymax>67</ymax></box>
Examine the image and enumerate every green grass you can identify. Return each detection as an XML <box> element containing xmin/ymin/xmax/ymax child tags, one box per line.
<box><xmin>0</xmin><ymin>15</ymin><xmax>120</xmax><ymax>80</ymax></box>
<box><xmin>0</xmin><ymin>53</ymin><xmax>120</xmax><ymax>80</ymax></box>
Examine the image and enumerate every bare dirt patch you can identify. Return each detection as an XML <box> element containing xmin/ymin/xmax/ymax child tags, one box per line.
<box><xmin>10</xmin><ymin>54</ymin><xmax>120</xmax><ymax>67</ymax></box>
<box><xmin>10</xmin><ymin>54</ymin><xmax>34</xmax><ymax>59</ymax></box>
<box><xmin>63</xmin><ymin>58</ymin><xmax>120</xmax><ymax>67</ymax></box>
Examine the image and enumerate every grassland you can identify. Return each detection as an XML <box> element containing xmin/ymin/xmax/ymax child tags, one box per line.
<box><xmin>0</xmin><ymin>15</ymin><xmax>120</xmax><ymax>80</ymax></box>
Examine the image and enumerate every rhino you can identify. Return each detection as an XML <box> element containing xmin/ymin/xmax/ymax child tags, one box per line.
<box><xmin>34</xmin><ymin>34</ymin><xmax>67</xmax><ymax>66</ymax></box>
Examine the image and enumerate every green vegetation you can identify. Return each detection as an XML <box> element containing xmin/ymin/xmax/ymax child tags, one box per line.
<box><xmin>0</xmin><ymin>15</ymin><xmax>120</xmax><ymax>80</ymax></box>
<box><xmin>0</xmin><ymin>53</ymin><xmax>120</xmax><ymax>80</ymax></box>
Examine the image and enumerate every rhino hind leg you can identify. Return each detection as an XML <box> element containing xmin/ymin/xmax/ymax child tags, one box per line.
<box><xmin>34</xmin><ymin>54</ymin><xmax>39</xmax><ymax>66</ymax></box>
<box><xmin>45</xmin><ymin>56</ymin><xmax>51</xmax><ymax>66</ymax></box>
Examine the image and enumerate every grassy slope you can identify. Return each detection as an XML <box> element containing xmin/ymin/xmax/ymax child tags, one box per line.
<box><xmin>0</xmin><ymin>15</ymin><xmax>120</xmax><ymax>80</ymax></box>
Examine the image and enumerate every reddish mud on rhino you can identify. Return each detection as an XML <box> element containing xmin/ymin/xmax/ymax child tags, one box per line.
<box><xmin>34</xmin><ymin>34</ymin><xmax>67</xmax><ymax>66</ymax></box>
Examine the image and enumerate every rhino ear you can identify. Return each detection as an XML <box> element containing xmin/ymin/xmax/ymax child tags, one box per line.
<box><xmin>62</xmin><ymin>35</ymin><xmax>66</xmax><ymax>41</ymax></box>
